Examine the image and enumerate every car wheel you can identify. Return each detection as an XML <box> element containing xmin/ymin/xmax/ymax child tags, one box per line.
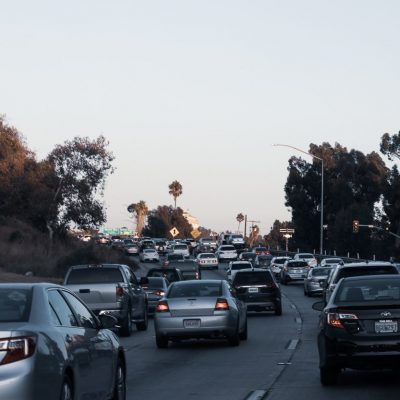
<box><xmin>228</xmin><ymin>323</ymin><xmax>240</xmax><ymax>347</ymax></box>
<box><xmin>111</xmin><ymin>358</ymin><xmax>126</xmax><ymax>400</ymax></box>
<box><xmin>239</xmin><ymin>318</ymin><xmax>248</xmax><ymax>341</ymax></box>
<box><xmin>120</xmin><ymin>309</ymin><xmax>132</xmax><ymax>337</ymax></box>
<box><xmin>274</xmin><ymin>302</ymin><xmax>282</xmax><ymax>316</ymax></box>
<box><xmin>304</xmin><ymin>288</ymin><xmax>309</xmax><ymax>296</ymax></box>
<box><xmin>60</xmin><ymin>375</ymin><xmax>73</xmax><ymax>400</ymax></box>
<box><xmin>320</xmin><ymin>366</ymin><xmax>340</xmax><ymax>386</ymax></box>
<box><xmin>136</xmin><ymin>307</ymin><xmax>148</xmax><ymax>331</ymax></box>
<box><xmin>281</xmin><ymin>277</ymin><xmax>286</xmax><ymax>285</ymax></box>
<box><xmin>156</xmin><ymin>334</ymin><xmax>169</xmax><ymax>349</ymax></box>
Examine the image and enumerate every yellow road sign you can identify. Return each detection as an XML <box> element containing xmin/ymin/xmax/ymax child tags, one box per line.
<box><xmin>191</xmin><ymin>229</ymin><xmax>201</xmax><ymax>239</ymax></box>
<box><xmin>170</xmin><ymin>227</ymin><xmax>179</xmax><ymax>237</ymax></box>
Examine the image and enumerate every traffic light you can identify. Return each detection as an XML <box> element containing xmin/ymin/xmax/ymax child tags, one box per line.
<box><xmin>352</xmin><ymin>220</ymin><xmax>359</xmax><ymax>233</ymax></box>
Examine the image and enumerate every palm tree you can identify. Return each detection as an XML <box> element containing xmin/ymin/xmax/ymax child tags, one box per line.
<box><xmin>127</xmin><ymin>200</ymin><xmax>148</xmax><ymax>236</ymax></box>
<box><xmin>168</xmin><ymin>180</ymin><xmax>183</xmax><ymax>209</ymax></box>
<box><xmin>236</xmin><ymin>213</ymin><xmax>244</xmax><ymax>233</ymax></box>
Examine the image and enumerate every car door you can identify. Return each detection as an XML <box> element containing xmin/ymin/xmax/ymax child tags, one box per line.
<box><xmin>61</xmin><ymin>290</ymin><xmax>115</xmax><ymax>397</ymax></box>
<box><xmin>123</xmin><ymin>266</ymin><xmax>145</xmax><ymax>319</ymax></box>
<box><xmin>227</xmin><ymin>283</ymin><xmax>246</xmax><ymax>329</ymax></box>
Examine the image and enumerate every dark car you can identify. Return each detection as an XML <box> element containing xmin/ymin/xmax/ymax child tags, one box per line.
<box><xmin>255</xmin><ymin>254</ymin><xmax>273</xmax><ymax>268</ymax></box>
<box><xmin>146</xmin><ymin>267</ymin><xmax>184</xmax><ymax>283</ymax></box>
<box><xmin>163</xmin><ymin>253</ymin><xmax>186</xmax><ymax>266</ymax></box>
<box><xmin>232</xmin><ymin>268</ymin><xmax>282</xmax><ymax>315</ymax></box>
<box><xmin>140</xmin><ymin>277</ymin><xmax>169</xmax><ymax>314</ymax></box>
<box><xmin>238</xmin><ymin>252</ymin><xmax>257</xmax><ymax>263</ymax></box>
<box><xmin>313</xmin><ymin>275</ymin><xmax>400</xmax><ymax>385</ymax></box>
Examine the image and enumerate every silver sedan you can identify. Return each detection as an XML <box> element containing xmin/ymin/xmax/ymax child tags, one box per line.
<box><xmin>154</xmin><ymin>280</ymin><xmax>247</xmax><ymax>348</ymax></box>
<box><xmin>0</xmin><ymin>283</ymin><xmax>126</xmax><ymax>400</ymax></box>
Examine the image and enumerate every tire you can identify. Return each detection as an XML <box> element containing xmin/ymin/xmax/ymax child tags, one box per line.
<box><xmin>60</xmin><ymin>375</ymin><xmax>73</xmax><ymax>400</ymax></box>
<box><xmin>136</xmin><ymin>307</ymin><xmax>148</xmax><ymax>331</ymax></box>
<box><xmin>156</xmin><ymin>334</ymin><xmax>169</xmax><ymax>349</ymax></box>
<box><xmin>281</xmin><ymin>277</ymin><xmax>287</xmax><ymax>285</ymax></box>
<box><xmin>120</xmin><ymin>309</ymin><xmax>132</xmax><ymax>337</ymax></box>
<box><xmin>228</xmin><ymin>323</ymin><xmax>240</xmax><ymax>347</ymax></box>
<box><xmin>239</xmin><ymin>318</ymin><xmax>248</xmax><ymax>341</ymax></box>
<box><xmin>304</xmin><ymin>288</ymin><xmax>309</xmax><ymax>296</ymax></box>
<box><xmin>275</xmin><ymin>302</ymin><xmax>282</xmax><ymax>316</ymax></box>
<box><xmin>111</xmin><ymin>358</ymin><xmax>126</xmax><ymax>400</ymax></box>
<box><xmin>320</xmin><ymin>366</ymin><xmax>340</xmax><ymax>386</ymax></box>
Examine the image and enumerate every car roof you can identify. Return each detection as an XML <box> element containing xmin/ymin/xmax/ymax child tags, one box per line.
<box><xmin>235</xmin><ymin>268</ymin><xmax>269</xmax><ymax>273</ymax></box>
<box><xmin>172</xmin><ymin>279</ymin><xmax>223</xmax><ymax>286</ymax></box>
<box><xmin>340</xmin><ymin>274</ymin><xmax>400</xmax><ymax>282</ymax></box>
<box><xmin>338</xmin><ymin>262</ymin><xmax>395</xmax><ymax>268</ymax></box>
<box><xmin>0</xmin><ymin>282</ymin><xmax>62</xmax><ymax>289</ymax></box>
<box><xmin>231</xmin><ymin>261</ymin><xmax>252</xmax><ymax>264</ymax></box>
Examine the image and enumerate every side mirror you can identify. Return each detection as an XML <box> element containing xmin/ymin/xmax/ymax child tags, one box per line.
<box><xmin>312</xmin><ymin>301</ymin><xmax>325</xmax><ymax>312</ymax></box>
<box><xmin>99</xmin><ymin>314</ymin><xmax>118</xmax><ymax>329</ymax></box>
<box><xmin>140</xmin><ymin>277</ymin><xmax>149</xmax><ymax>285</ymax></box>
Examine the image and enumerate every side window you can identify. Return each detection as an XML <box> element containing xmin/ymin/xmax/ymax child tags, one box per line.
<box><xmin>48</xmin><ymin>290</ymin><xmax>78</xmax><ymax>327</ymax></box>
<box><xmin>124</xmin><ymin>266</ymin><xmax>138</xmax><ymax>285</ymax></box>
<box><xmin>130</xmin><ymin>272</ymin><xmax>138</xmax><ymax>285</ymax></box>
<box><xmin>61</xmin><ymin>291</ymin><xmax>97</xmax><ymax>330</ymax></box>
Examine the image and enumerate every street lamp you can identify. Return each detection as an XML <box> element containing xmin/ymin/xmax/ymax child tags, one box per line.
<box><xmin>273</xmin><ymin>144</ymin><xmax>324</xmax><ymax>255</ymax></box>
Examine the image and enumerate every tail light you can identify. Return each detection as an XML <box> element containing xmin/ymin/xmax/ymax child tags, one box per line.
<box><xmin>154</xmin><ymin>290</ymin><xmax>166</xmax><ymax>297</ymax></box>
<box><xmin>215</xmin><ymin>298</ymin><xmax>229</xmax><ymax>311</ymax></box>
<box><xmin>327</xmin><ymin>312</ymin><xmax>358</xmax><ymax>329</ymax></box>
<box><xmin>156</xmin><ymin>301</ymin><xmax>170</xmax><ymax>313</ymax></box>
<box><xmin>0</xmin><ymin>336</ymin><xmax>36</xmax><ymax>365</ymax></box>
<box><xmin>283</xmin><ymin>266</ymin><xmax>288</xmax><ymax>272</ymax></box>
<box><xmin>163</xmin><ymin>261</ymin><xmax>170</xmax><ymax>267</ymax></box>
<box><xmin>116</xmin><ymin>286</ymin><xmax>124</xmax><ymax>298</ymax></box>
<box><xmin>195</xmin><ymin>272</ymin><xmax>200</xmax><ymax>279</ymax></box>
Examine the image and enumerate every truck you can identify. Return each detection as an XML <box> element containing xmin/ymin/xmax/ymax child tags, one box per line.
<box><xmin>63</xmin><ymin>264</ymin><xmax>148</xmax><ymax>336</ymax></box>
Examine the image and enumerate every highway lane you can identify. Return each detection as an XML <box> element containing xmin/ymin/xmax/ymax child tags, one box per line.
<box><xmin>128</xmin><ymin>260</ymin><xmax>400</xmax><ymax>399</ymax></box>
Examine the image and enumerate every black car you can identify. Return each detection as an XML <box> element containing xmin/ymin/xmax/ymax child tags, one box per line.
<box><xmin>314</xmin><ymin>275</ymin><xmax>400</xmax><ymax>385</ymax></box>
<box><xmin>238</xmin><ymin>252</ymin><xmax>257</xmax><ymax>263</ymax></box>
<box><xmin>232</xmin><ymin>268</ymin><xmax>282</xmax><ymax>315</ymax></box>
<box><xmin>140</xmin><ymin>277</ymin><xmax>169</xmax><ymax>314</ymax></box>
<box><xmin>146</xmin><ymin>267</ymin><xmax>184</xmax><ymax>283</ymax></box>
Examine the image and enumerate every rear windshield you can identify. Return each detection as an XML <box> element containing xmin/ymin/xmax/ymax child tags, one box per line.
<box><xmin>233</xmin><ymin>271</ymin><xmax>274</xmax><ymax>286</ymax></box>
<box><xmin>336</xmin><ymin>266</ymin><xmax>398</xmax><ymax>282</ymax></box>
<box><xmin>311</xmin><ymin>268</ymin><xmax>331</xmax><ymax>276</ymax></box>
<box><xmin>287</xmin><ymin>262</ymin><xmax>308</xmax><ymax>268</ymax></box>
<box><xmin>146</xmin><ymin>278</ymin><xmax>166</xmax><ymax>289</ymax></box>
<box><xmin>0</xmin><ymin>288</ymin><xmax>32</xmax><ymax>322</ymax></box>
<box><xmin>147</xmin><ymin>270</ymin><xmax>179</xmax><ymax>282</ymax></box>
<box><xmin>168</xmin><ymin>254</ymin><xmax>184</xmax><ymax>260</ymax></box>
<box><xmin>174</xmin><ymin>245</ymin><xmax>187</xmax><ymax>250</ymax></box>
<box><xmin>201</xmin><ymin>238</ymin><xmax>212</xmax><ymax>243</ymax></box>
<box><xmin>324</xmin><ymin>259</ymin><xmax>342</xmax><ymax>264</ymax></box>
<box><xmin>231</xmin><ymin>263</ymin><xmax>251</xmax><ymax>270</ymax></box>
<box><xmin>221</xmin><ymin>246</ymin><xmax>235</xmax><ymax>251</ymax></box>
<box><xmin>231</xmin><ymin>235</ymin><xmax>243</xmax><ymax>239</ymax></box>
<box><xmin>241</xmin><ymin>253</ymin><xmax>256</xmax><ymax>259</ymax></box>
<box><xmin>144</xmin><ymin>249</ymin><xmax>156</xmax><ymax>253</ymax></box>
<box><xmin>66</xmin><ymin>268</ymin><xmax>124</xmax><ymax>284</ymax></box>
<box><xmin>274</xmin><ymin>258</ymin><xmax>288</xmax><ymax>265</ymax></box>
<box><xmin>298</xmin><ymin>254</ymin><xmax>314</xmax><ymax>259</ymax></box>
<box><xmin>168</xmin><ymin>282</ymin><xmax>221</xmax><ymax>298</ymax></box>
<box><xmin>335</xmin><ymin>278</ymin><xmax>400</xmax><ymax>303</ymax></box>
<box><xmin>199</xmin><ymin>254</ymin><xmax>215</xmax><ymax>259</ymax></box>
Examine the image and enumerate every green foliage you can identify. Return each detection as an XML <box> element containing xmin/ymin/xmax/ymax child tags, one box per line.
<box><xmin>168</xmin><ymin>180</ymin><xmax>183</xmax><ymax>208</ymax></box>
<box><xmin>381</xmin><ymin>132</ymin><xmax>400</xmax><ymax>161</ymax></box>
<box><xmin>264</xmin><ymin>220</ymin><xmax>292</xmax><ymax>249</ymax></box>
<box><xmin>127</xmin><ymin>201</ymin><xmax>148</xmax><ymax>235</ymax></box>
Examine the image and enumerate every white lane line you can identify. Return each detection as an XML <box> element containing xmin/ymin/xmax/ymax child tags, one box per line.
<box><xmin>287</xmin><ymin>339</ymin><xmax>299</xmax><ymax>350</ymax></box>
<box><xmin>291</xmin><ymin>304</ymin><xmax>296</xmax><ymax>309</ymax></box>
<box><xmin>295</xmin><ymin>317</ymin><xmax>302</xmax><ymax>324</ymax></box>
<box><xmin>246</xmin><ymin>390</ymin><xmax>267</xmax><ymax>400</ymax></box>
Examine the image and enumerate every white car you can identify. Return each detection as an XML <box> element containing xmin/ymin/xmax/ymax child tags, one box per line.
<box><xmin>270</xmin><ymin>256</ymin><xmax>291</xmax><ymax>278</ymax></box>
<box><xmin>170</xmin><ymin>243</ymin><xmax>190</xmax><ymax>257</ymax></box>
<box><xmin>140</xmin><ymin>248</ymin><xmax>160</xmax><ymax>262</ymax></box>
<box><xmin>196</xmin><ymin>253</ymin><xmax>218</xmax><ymax>270</ymax></box>
<box><xmin>293</xmin><ymin>253</ymin><xmax>317</xmax><ymax>268</ymax></box>
<box><xmin>228</xmin><ymin>234</ymin><xmax>245</xmax><ymax>246</ymax></box>
<box><xmin>320</xmin><ymin>257</ymin><xmax>344</xmax><ymax>267</ymax></box>
<box><xmin>226</xmin><ymin>261</ymin><xmax>253</xmax><ymax>282</ymax></box>
<box><xmin>215</xmin><ymin>245</ymin><xmax>238</xmax><ymax>262</ymax></box>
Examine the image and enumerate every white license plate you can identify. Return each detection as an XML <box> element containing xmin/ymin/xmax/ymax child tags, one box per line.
<box><xmin>248</xmin><ymin>287</ymin><xmax>259</xmax><ymax>293</ymax></box>
<box><xmin>184</xmin><ymin>319</ymin><xmax>201</xmax><ymax>328</ymax></box>
<box><xmin>375</xmin><ymin>320</ymin><xmax>398</xmax><ymax>333</ymax></box>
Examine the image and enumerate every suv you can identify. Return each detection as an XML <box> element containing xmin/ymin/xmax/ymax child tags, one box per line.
<box><xmin>232</xmin><ymin>268</ymin><xmax>282</xmax><ymax>315</ymax></box>
<box><xmin>323</xmin><ymin>262</ymin><xmax>399</xmax><ymax>305</ymax></box>
<box><xmin>170</xmin><ymin>243</ymin><xmax>190</xmax><ymax>257</ymax></box>
<box><xmin>280</xmin><ymin>260</ymin><xmax>310</xmax><ymax>284</ymax></box>
<box><xmin>270</xmin><ymin>256</ymin><xmax>291</xmax><ymax>279</ymax></box>
<box><xmin>294</xmin><ymin>253</ymin><xmax>318</xmax><ymax>268</ymax></box>
<box><xmin>215</xmin><ymin>245</ymin><xmax>238</xmax><ymax>262</ymax></box>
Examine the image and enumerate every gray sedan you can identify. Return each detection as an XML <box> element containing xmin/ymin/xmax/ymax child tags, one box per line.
<box><xmin>154</xmin><ymin>280</ymin><xmax>247</xmax><ymax>348</ymax></box>
<box><xmin>303</xmin><ymin>267</ymin><xmax>332</xmax><ymax>296</ymax></box>
<box><xmin>0</xmin><ymin>283</ymin><xmax>126</xmax><ymax>400</ymax></box>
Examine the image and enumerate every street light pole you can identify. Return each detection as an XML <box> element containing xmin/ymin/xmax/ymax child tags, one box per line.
<box><xmin>274</xmin><ymin>144</ymin><xmax>324</xmax><ymax>255</ymax></box>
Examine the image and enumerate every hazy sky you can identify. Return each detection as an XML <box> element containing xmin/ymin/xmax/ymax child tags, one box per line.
<box><xmin>1</xmin><ymin>1</ymin><xmax>399</xmax><ymax>235</ymax></box>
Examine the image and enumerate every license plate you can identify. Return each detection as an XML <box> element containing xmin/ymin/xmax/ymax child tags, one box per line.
<box><xmin>375</xmin><ymin>320</ymin><xmax>398</xmax><ymax>333</ymax></box>
<box><xmin>184</xmin><ymin>319</ymin><xmax>201</xmax><ymax>328</ymax></box>
<box><xmin>248</xmin><ymin>287</ymin><xmax>259</xmax><ymax>293</ymax></box>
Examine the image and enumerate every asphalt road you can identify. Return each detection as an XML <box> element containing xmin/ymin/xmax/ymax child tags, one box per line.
<box><xmin>125</xmin><ymin>260</ymin><xmax>400</xmax><ymax>400</ymax></box>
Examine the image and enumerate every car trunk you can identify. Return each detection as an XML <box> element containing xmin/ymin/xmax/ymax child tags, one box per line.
<box><xmin>235</xmin><ymin>284</ymin><xmax>278</xmax><ymax>302</ymax></box>
<box><xmin>167</xmin><ymin>298</ymin><xmax>216</xmax><ymax>317</ymax></box>
<box><xmin>67</xmin><ymin>283</ymin><xmax>121</xmax><ymax>310</ymax></box>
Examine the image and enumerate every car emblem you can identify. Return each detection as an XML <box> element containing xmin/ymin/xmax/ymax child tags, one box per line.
<box><xmin>381</xmin><ymin>311</ymin><xmax>392</xmax><ymax>318</ymax></box>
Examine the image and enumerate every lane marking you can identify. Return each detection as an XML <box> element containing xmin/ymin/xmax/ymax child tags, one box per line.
<box><xmin>287</xmin><ymin>339</ymin><xmax>299</xmax><ymax>350</ymax></box>
<box><xmin>291</xmin><ymin>304</ymin><xmax>296</xmax><ymax>309</ymax></box>
<box><xmin>295</xmin><ymin>317</ymin><xmax>302</xmax><ymax>324</ymax></box>
<box><xmin>245</xmin><ymin>390</ymin><xmax>267</xmax><ymax>400</ymax></box>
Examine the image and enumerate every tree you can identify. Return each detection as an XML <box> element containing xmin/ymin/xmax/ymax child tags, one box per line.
<box><xmin>168</xmin><ymin>180</ymin><xmax>183</xmax><ymax>208</ymax></box>
<box><xmin>380</xmin><ymin>131</ymin><xmax>400</xmax><ymax>161</ymax></box>
<box><xmin>236</xmin><ymin>213</ymin><xmax>244</xmax><ymax>233</ymax></box>
<box><xmin>127</xmin><ymin>201</ymin><xmax>148</xmax><ymax>236</ymax></box>
<box><xmin>47</xmin><ymin>136</ymin><xmax>114</xmax><ymax>237</ymax></box>
<box><xmin>264</xmin><ymin>220</ymin><xmax>292</xmax><ymax>250</ymax></box>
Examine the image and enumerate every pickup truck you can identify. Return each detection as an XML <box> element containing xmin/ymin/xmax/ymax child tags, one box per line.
<box><xmin>168</xmin><ymin>259</ymin><xmax>201</xmax><ymax>280</ymax></box>
<box><xmin>63</xmin><ymin>264</ymin><xmax>148</xmax><ymax>336</ymax></box>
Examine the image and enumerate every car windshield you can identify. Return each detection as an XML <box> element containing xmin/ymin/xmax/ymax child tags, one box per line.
<box><xmin>311</xmin><ymin>268</ymin><xmax>331</xmax><ymax>276</ymax></box>
<box><xmin>0</xmin><ymin>288</ymin><xmax>33</xmax><ymax>322</ymax></box>
<box><xmin>231</xmin><ymin>263</ymin><xmax>251</xmax><ymax>270</ymax></box>
<box><xmin>66</xmin><ymin>268</ymin><xmax>124</xmax><ymax>284</ymax></box>
<box><xmin>288</xmin><ymin>262</ymin><xmax>308</xmax><ymax>268</ymax></box>
<box><xmin>233</xmin><ymin>271</ymin><xmax>274</xmax><ymax>286</ymax></box>
<box><xmin>335</xmin><ymin>278</ymin><xmax>400</xmax><ymax>303</ymax></box>
<box><xmin>168</xmin><ymin>282</ymin><xmax>222</xmax><ymax>298</ymax></box>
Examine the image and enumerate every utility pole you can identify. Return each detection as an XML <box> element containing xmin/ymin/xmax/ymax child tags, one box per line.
<box><xmin>244</xmin><ymin>215</ymin><xmax>247</xmax><ymax>239</ymax></box>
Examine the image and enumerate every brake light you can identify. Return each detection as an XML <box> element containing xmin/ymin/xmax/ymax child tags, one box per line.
<box><xmin>0</xmin><ymin>336</ymin><xmax>36</xmax><ymax>365</ymax></box>
<box><xmin>116</xmin><ymin>286</ymin><xmax>124</xmax><ymax>297</ymax></box>
<box><xmin>195</xmin><ymin>272</ymin><xmax>200</xmax><ymax>279</ymax></box>
<box><xmin>156</xmin><ymin>301</ymin><xmax>170</xmax><ymax>313</ymax></box>
<box><xmin>327</xmin><ymin>312</ymin><xmax>358</xmax><ymax>329</ymax></box>
<box><xmin>163</xmin><ymin>261</ymin><xmax>170</xmax><ymax>266</ymax></box>
<box><xmin>215</xmin><ymin>298</ymin><xmax>229</xmax><ymax>311</ymax></box>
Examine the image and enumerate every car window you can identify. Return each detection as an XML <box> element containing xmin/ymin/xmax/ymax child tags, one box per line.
<box><xmin>221</xmin><ymin>246</ymin><xmax>235</xmax><ymax>251</ymax></box>
<box><xmin>168</xmin><ymin>282</ymin><xmax>222</xmax><ymax>298</ymax></box>
<box><xmin>66</xmin><ymin>268</ymin><xmax>124</xmax><ymax>284</ymax></box>
<box><xmin>231</xmin><ymin>263</ymin><xmax>251</xmax><ymax>270</ymax></box>
<box><xmin>0</xmin><ymin>288</ymin><xmax>32</xmax><ymax>323</ymax></box>
<box><xmin>48</xmin><ymin>290</ymin><xmax>78</xmax><ymax>327</ymax></box>
<box><xmin>233</xmin><ymin>271</ymin><xmax>274</xmax><ymax>286</ymax></box>
<box><xmin>287</xmin><ymin>261</ymin><xmax>308</xmax><ymax>268</ymax></box>
<box><xmin>61</xmin><ymin>291</ymin><xmax>97</xmax><ymax>329</ymax></box>
<box><xmin>335</xmin><ymin>266</ymin><xmax>398</xmax><ymax>283</ymax></box>
<box><xmin>311</xmin><ymin>268</ymin><xmax>331</xmax><ymax>276</ymax></box>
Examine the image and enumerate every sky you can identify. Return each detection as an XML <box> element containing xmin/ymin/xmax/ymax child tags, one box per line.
<box><xmin>1</xmin><ymin>1</ymin><xmax>400</xmax><ymax>235</ymax></box>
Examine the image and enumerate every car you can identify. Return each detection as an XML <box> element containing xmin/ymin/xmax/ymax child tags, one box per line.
<box><xmin>194</xmin><ymin>243</ymin><xmax>214</xmax><ymax>256</ymax></box>
<box><xmin>313</xmin><ymin>275</ymin><xmax>400</xmax><ymax>385</ymax></box>
<box><xmin>293</xmin><ymin>253</ymin><xmax>318</xmax><ymax>268</ymax></box>
<box><xmin>270</xmin><ymin>256</ymin><xmax>291</xmax><ymax>279</ymax></box>
<box><xmin>169</xmin><ymin>243</ymin><xmax>190</xmax><ymax>257</ymax></box>
<box><xmin>167</xmin><ymin>259</ymin><xmax>201</xmax><ymax>280</ymax></box>
<box><xmin>238</xmin><ymin>252</ymin><xmax>257</xmax><ymax>263</ymax></box>
<box><xmin>139</xmin><ymin>248</ymin><xmax>160</xmax><ymax>262</ymax></box>
<box><xmin>322</xmin><ymin>262</ymin><xmax>399</xmax><ymax>305</ymax></box>
<box><xmin>139</xmin><ymin>239</ymin><xmax>156</xmax><ymax>252</ymax></box>
<box><xmin>154</xmin><ymin>239</ymin><xmax>168</xmax><ymax>255</ymax></box>
<box><xmin>254</xmin><ymin>254</ymin><xmax>273</xmax><ymax>268</ymax></box>
<box><xmin>320</xmin><ymin>257</ymin><xmax>344</xmax><ymax>268</ymax></box>
<box><xmin>140</xmin><ymin>277</ymin><xmax>169</xmax><ymax>314</ymax></box>
<box><xmin>232</xmin><ymin>268</ymin><xmax>282</xmax><ymax>315</ymax></box>
<box><xmin>252</xmin><ymin>246</ymin><xmax>270</xmax><ymax>255</ymax></box>
<box><xmin>0</xmin><ymin>283</ymin><xmax>126</xmax><ymax>400</ymax></box>
<box><xmin>163</xmin><ymin>252</ymin><xmax>186</xmax><ymax>266</ymax></box>
<box><xmin>154</xmin><ymin>280</ymin><xmax>247</xmax><ymax>348</ymax></box>
<box><xmin>146</xmin><ymin>267</ymin><xmax>184</xmax><ymax>283</ymax></box>
<box><xmin>196</xmin><ymin>253</ymin><xmax>219</xmax><ymax>270</ymax></box>
<box><xmin>280</xmin><ymin>260</ymin><xmax>310</xmax><ymax>285</ymax></box>
<box><xmin>198</xmin><ymin>237</ymin><xmax>218</xmax><ymax>250</ymax></box>
<box><xmin>304</xmin><ymin>267</ymin><xmax>332</xmax><ymax>296</ymax></box>
<box><xmin>215</xmin><ymin>245</ymin><xmax>238</xmax><ymax>263</ymax></box>
<box><xmin>226</xmin><ymin>261</ymin><xmax>253</xmax><ymax>282</ymax></box>
<box><xmin>228</xmin><ymin>234</ymin><xmax>245</xmax><ymax>247</ymax></box>
<box><xmin>124</xmin><ymin>243</ymin><xmax>139</xmax><ymax>255</ymax></box>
